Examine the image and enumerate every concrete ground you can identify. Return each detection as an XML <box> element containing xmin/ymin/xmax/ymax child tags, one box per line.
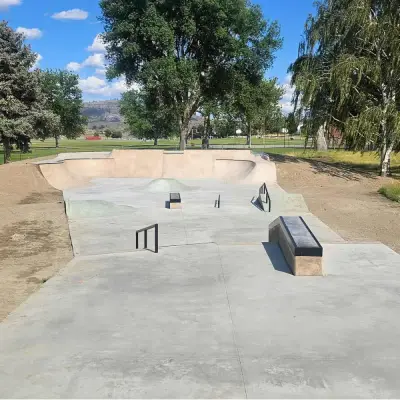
<box><xmin>1</xmin><ymin>177</ymin><xmax>400</xmax><ymax>398</ymax></box>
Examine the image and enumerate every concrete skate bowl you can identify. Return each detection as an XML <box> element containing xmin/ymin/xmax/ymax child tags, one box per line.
<box><xmin>38</xmin><ymin>149</ymin><xmax>277</xmax><ymax>190</ymax></box>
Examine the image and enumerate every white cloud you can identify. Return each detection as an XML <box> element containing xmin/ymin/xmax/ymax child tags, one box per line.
<box><xmin>51</xmin><ymin>9</ymin><xmax>88</xmax><ymax>20</ymax></box>
<box><xmin>66</xmin><ymin>62</ymin><xmax>81</xmax><ymax>72</ymax></box>
<box><xmin>83</xmin><ymin>53</ymin><xmax>105</xmax><ymax>68</ymax></box>
<box><xmin>95</xmin><ymin>68</ymin><xmax>107</xmax><ymax>76</ymax></box>
<box><xmin>79</xmin><ymin>76</ymin><xmax>137</xmax><ymax>97</ymax></box>
<box><xmin>87</xmin><ymin>34</ymin><xmax>106</xmax><ymax>52</ymax></box>
<box><xmin>280</xmin><ymin>74</ymin><xmax>295</xmax><ymax>115</ymax></box>
<box><xmin>16</xmin><ymin>27</ymin><xmax>43</xmax><ymax>39</ymax></box>
<box><xmin>0</xmin><ymin>0</ymin><xmax>21</xmax><ymax>10</ymax></box>
<box><xmin>66</xmin><ymin>54</ymin><xmax>105</xmax><ymax>72</ymax></box>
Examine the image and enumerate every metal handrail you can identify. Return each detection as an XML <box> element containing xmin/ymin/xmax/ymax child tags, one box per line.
<box><xmin>259</xmin><ymin>183</ymin><xmax>272</xmax><ymax>212</ymax></box>
<box><xmin>136</xmin><ymin>223</ymin><xmax>159</xmax><ymax>253</ymax></box>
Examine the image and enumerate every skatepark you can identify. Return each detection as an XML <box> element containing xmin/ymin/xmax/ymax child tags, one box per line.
<box><xmin>1</xmin><ymin>150</ymin><xmax>400</xmax><ymax>397</ymax></box>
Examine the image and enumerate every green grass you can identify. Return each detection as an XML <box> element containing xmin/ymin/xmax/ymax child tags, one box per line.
<box><xmin>187</xmin><ymin>136</ymin><xmax>305</xmax><ymax>146</ymax></box>
<box><xmin>378</xmin><ymin>184</ymin><xmax>400</xmax><ymax>202</ymax></box>
<box><xmin>0</xmin><ymin>136</ymin><xmax>306</xmax><ymax>165</ymax></box>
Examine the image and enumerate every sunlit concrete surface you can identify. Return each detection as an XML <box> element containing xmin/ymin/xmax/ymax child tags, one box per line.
<box><xmin>1</xmin><ymin>152</ymin><xmax>400</xmax><ymax>398</ymax></box>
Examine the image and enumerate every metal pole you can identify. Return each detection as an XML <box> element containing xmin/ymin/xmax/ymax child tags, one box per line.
<box><xmin>155</xmin><ymin>224</ymin><xmax>159</xmax><ymax>253</ymax></box>
<box><xmin>136</xmin><ymin>231</ymin><xmax>139</xmax><ymax>249</ymax></box>
<box><xmin>144</xmin><ymin>230</ymin><xmax>147</xmax><ymax>249</ymax></box>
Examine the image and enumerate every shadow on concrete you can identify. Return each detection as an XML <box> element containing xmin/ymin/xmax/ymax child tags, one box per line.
<box><xmin>268</xmin><ymin>153</ymin><xmax>385</xmax><ymax>181</ymax></box>
<box><xmin>262</xmin><ymin>242</ymin><xmax>293</xmax><ymax>275</ymax></box>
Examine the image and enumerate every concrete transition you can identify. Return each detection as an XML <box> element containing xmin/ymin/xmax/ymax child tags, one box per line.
<box><xmin>38</xmin><ymin>149</ymin><xmax>277</xmax><ymax>190</ymax></box>
<box><xmin>1</xmin><ymin>150</ymin><xmax>400</xmax><ymax>398</ymax></box>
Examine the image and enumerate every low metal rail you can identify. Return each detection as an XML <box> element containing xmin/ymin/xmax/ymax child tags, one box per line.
<box><xmin>259</xmin><ymin>183</ymin><xmax>272</xmax><ymax>212</ymax></box>
<box><xmin>136</xmin><ymin>223</ymin><xmax>159</xmax><ymax>253</ymax></box>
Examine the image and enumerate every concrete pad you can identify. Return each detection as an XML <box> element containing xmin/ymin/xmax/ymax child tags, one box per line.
<box><xmin>2</xmin><ymin>170</ymin><xmax>400</xmax><ymax>398</ymax></box>
<box><xmin>0</xmin><ymin>245</ymin><xmax>245</xmax><ymax>398</ymax></box>
<box><xmin>2</xmin><ymin>241</ymin><xmax>400</xmax><ymax>397</ymax></box>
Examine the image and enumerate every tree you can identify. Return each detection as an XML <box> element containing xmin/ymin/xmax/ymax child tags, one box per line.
<box><xmin>264</xmin><ymin>107</ymin><xmax>285</xmax><ymax>134</ymax></box>
<box><xmin>291</xmin><ymin>0</ymin><xmax>400</xmax><ymax>176</ymax></box>
<box><xmin>286</xmin><ymin>112</ymin><xmax>298</xmax><ymax>135</ymax></box>
<box><xmin>120</xmin><ymin>88</ymin><xmax>178</xmax><ymax>145</ymax></box>
<box><xmin>104</xmin><ymin>128</ymin><xmax>113</xmax><ymax>138</ymax></box>
<box><xmin>228</xmin><ymin>78</ymin><xmax>284</xmax><ymax>145</ymax></box>
<box><xmin>40</xmin><ymin>70</ymin><xmax>87</xmax><ymax>147</ymax></box>
<box><xmin>0</xmin><ymin>22</ymin><xmax>57</xmax><ymax>163</ymax></box>
<box><xmin>100</xmin><ymin>0</ymin><xmax>281</xmax><ymax>150</ymax></box>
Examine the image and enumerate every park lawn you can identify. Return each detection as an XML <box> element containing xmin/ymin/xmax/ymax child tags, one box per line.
<box><xmin>0</xmin><ymin>136</ymin><xmax>306</xmax><ymax>164</ymax></box>
<box><xmin>0</xmin><ymin>139</ymin><xmax>179</xmax><ymax>164</ymax></box>
<box><xmin>188</xmin><ymin>136</ymin><xmax>305</xmax><ymax>146</ymax></box>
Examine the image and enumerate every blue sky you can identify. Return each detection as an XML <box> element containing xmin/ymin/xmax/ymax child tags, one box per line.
<box><xmin>1</xmin><ymin>0</ymin><xmax>315</xmax><ymax>108</ymax></box>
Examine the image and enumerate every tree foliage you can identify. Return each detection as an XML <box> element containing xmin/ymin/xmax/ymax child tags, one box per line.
<box><xmin>0</xmin><ymin>21</ymin><xmax>56</xmax><ymax>162</ymax></box>
<box><xmin>286</xmin><ymin>112</ymin><xmax>298</xmax><ymax>135</ymax></box>
<box><xmin>100</xmin><ymin>0</ymin><xmax>281</xmax><ymax>149</ymax></box>
<box><xmin>291</xmin><ymin>0</ymin><xmax>400</xmax><ymax>175</ymax></box>
<box><xmin>39</xmin><ymin>69</ymin><xmax>87</xmax><ymax>147</ymax></box>
<box><xmin>220</xmin><ymin>78</ymin><xmax>284</xmax><ymax>144</ymax></box>
<box><xmin>120</xmin><ymin>88</ymin><xmax>178</xmax><ymax>145</ymax></box>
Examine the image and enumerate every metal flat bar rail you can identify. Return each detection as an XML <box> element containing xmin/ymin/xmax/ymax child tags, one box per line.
<box><xmin>136</xmin><ymin>223</ymin><xmax>159</xmax><ymax>253</ymax></box>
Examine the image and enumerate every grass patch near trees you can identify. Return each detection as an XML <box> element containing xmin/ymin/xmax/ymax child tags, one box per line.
<box><xmin>378</xmin><ymin>184</ymin><xmax>400</xmax><ymax>202</ymax></box>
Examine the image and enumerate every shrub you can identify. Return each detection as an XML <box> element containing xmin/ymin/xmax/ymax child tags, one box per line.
<box><xmin>378</xmin><ymin>183</ymin><xmax>400</xmax><ymax>202</ymax></box>
<box><xmin>111</xmin><ymin>131</ymin><xmax>122</xmax><ymax>139</ymax></box>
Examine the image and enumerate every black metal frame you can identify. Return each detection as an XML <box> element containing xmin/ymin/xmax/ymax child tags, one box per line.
<box><xmin>136</xmin><ymin>224</ymin><xmax>159</xmax><ymax>253</ymax></box>
<box><xmin>215</xmin><ymin>194</ymin><xmax>221</xmax><ymax>208</ymax></box>
<box><xmin>259</xmin><ymin>183</ymin><xmax>272</xmax><ymax>212</ymax></box>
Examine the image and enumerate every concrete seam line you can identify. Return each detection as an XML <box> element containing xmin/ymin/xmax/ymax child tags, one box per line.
<box><xmin>216</xmin><ymin>243</ymin><xmax>248</xmax><ymax>399</ymax></box>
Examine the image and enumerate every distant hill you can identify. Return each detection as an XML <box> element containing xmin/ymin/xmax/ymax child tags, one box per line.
<box><xmin>82</xmin><ymin>100</ymin><xmax>123</xmax><ymax>129</ymax></box>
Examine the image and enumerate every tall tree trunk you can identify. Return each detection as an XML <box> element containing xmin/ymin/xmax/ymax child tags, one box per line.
<box><xmin>380</xmin><ymin>143</ymin><xmax>393</xmax><ymax>177</ymax></box>
<box><xmin>316</xmin><ymin>124</ymin><xmax>328</xmax><ymax>151</ymax></box>
<box><xmin>246</xmin><ymin>121</ymin><xmax>252</xmax><ymax>147</ymax></box>
<box><xmin>179</xmin><ymin>121</ymin><xmax>189</xmax><ymax>151</ymax></box>
<box><xmin>22</xmin><ymin>137</ymin><xmax>30</xmax><ymax>153</ymax></box>
<box><xmin>154</xmin><ymin>136</ymin><xmax>158</xmax><ymax>146</ymax></box>
<box><xmin>3</xmin><ymin>136</ymin><xmax>12</xmax><ymax>164</ymax></box>
<box><xmin>55</xmin><ymin>135</ymin><xmax>59</xmax><ymax>148</ymax></box>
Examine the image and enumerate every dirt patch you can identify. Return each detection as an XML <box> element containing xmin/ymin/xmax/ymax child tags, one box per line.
<box><xmin>0</xmin><ymin>162</ymin><xmax>72</xmax><ymax>321</ymax></box>
<box><xmin>272</xmin><ymin>154</ymin><xmax>400</xmax><ymax>253</ymax></box>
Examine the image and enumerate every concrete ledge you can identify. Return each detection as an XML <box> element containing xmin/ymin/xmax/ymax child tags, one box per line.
<box><xmin>169</xmin><ymin>193</ymin><xmax>182</xmax><ymax>209</ymax></box>
<box><xmin>269</xmin><ymin>216</ymin><xmax>323</xmax><ymax>276</ymax></box>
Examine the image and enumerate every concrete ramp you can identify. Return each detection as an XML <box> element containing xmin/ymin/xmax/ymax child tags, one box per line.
<box><xmin>38</xmin><ymin>150</ymin><xmax>277</xmax><ymax>190</ymax></box>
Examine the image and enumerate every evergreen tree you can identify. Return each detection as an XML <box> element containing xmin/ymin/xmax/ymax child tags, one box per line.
<box><xmin>0</xmin><ymin>21</ymin><xmax>56</xmax><ymax>163</ymax></box>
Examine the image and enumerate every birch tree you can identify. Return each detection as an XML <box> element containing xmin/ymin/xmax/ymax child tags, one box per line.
<box><xmin>291</xmin><ymin>0</ymin><xmax>400</xmax><ymax>175</ymax></box>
